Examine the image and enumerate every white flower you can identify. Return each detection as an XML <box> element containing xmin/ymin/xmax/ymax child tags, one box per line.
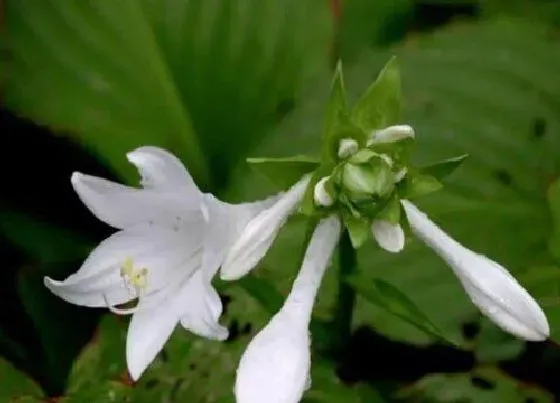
<box><xmin>235</xmin><ymin>216</ymin><xmax>341</xmax><ymax>403</ymax></box>
<box><xmin>220</xmin><ymin>175</ymin><xmax>311</xmax><ymax>280</ymax></box>
<box><xmin>44</xmin><ymin>146</ymin><xmax>277</xmax><ymax>380</ymax></box>
<box><xmin>401</xmin><ymin>200</ymin><xmax>549</xmax><ymax>341</ymax></box>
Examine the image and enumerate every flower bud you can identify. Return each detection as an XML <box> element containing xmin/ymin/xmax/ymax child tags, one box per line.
<box><xmin>341</xmin><ymin>157</ymin><xmax>394</xmax><ymax>199</ymax></box>
<box><xmin>313</xmin><ymin>176</ymin><xmax>334</xmax><ymax>207</ymax></box>
<box><xmin>337</xmin><ymin>138</ymin><xmax>359</xmax><ymax>159</ymax></box>
<box><xmin>368</xmin><ymin>125</ymin><xmax>415</xmax><ymax>145</ymax></box>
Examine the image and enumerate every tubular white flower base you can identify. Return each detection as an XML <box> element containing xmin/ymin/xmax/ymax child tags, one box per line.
<box><xmin>235</xmin><ymin>216</ymin><xmax>341</xmax><ymax>403</ymax></box>
<box><xmin>401</xmin><ymin>200</ymin><xmax>549</xmax><ymax>341</ymax></box>
<box><xmin>44</xmin><ymin>146</ymin><xmax>277</xmax><ymax>380</ymax></box>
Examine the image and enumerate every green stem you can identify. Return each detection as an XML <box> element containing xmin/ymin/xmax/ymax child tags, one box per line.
<box><xmin>332</xmin><ymin>229</ymin><xmax>357</xmax><ymax>353</ymax></box>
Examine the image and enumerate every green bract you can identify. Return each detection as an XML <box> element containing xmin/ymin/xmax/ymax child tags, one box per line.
<box><xmin>247</xmin><ymin>57</ymin><xmax>468</xmax><ymax>249</ymax></box>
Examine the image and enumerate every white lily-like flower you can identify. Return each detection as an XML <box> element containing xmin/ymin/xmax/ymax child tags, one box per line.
<box><xmin>401</xmin><ymin>200</ymin><xmax>549</xmax><ymax>341</ymax></box>
<box><xmin>235</xmin><ymin>216</ymin><xmax>341</xmax><ymax>403</ymax></box>
<box><xmin>220</xmin><ymin>175</ymin><xmax>311</xmax><ymax>280</ymax></box>
<box><xmin>44</xmin><ymin>146</ymin><xmax>278</xmax><ymax>380</ymax></box>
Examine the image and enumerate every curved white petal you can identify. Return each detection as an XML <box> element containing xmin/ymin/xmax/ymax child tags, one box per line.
<box><xmin>178</xmin><ymin>269</ymin><xmax>228</xmax><ymax>340</ymax></box>
<box><xmin>220</xmin><ymin>175</ymin><xmax>311</xmax><ymax>281</ymax></box>
<box><xmin>402</xmin><ymin>200</ymin><xmax>549</xmax><ymax>341</ymax></box>
<box><xmin>126</xmin><ymin>146</ymin><xmax>198</xmax><ymax>194</ymax></box>
<box><xmin>71</xmin><ymin>172</ymin><xmax>203</xmax><ymax>230</ymax></box>
<box><xmin>126</xmin><ymin>297</ymin><xmax>179</xmax><ymax>381</ymax></box>
<box><xmin>235</xmin><ymin>216</ymin><xmax>340</xmax><ymax>403</ymax></box>
<box><xmin>44</xmin><ymin>225</ymin><xmax>202</xmax><ymax>308</ymax></box>
<box><xmin>371</xmin><ymin>220</ymin><xmax>405</xmax><ymax>253</ymax></box>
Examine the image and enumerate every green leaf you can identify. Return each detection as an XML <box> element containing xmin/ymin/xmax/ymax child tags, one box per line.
<box><xmin>247</xmin><ymin>155</ymin><xmax>320</xmax><ymax>190</ymax></box>
<box><xmin>4</xmin><ymin>0</ymin><xmax>331</xmax><ymax>188</ymax></box>
<box><xmin>348</xmin><ymin>276</ymin><xmax>455</xmax><ymax>344</ymax></box>
<box><xmin>0</xmin><ymin>357</ymin><xmax>44</xmax><ymax>401</ymax></box>
<box><xmin>351</xmin><ymin>56</ymin><xmax>401</xmax><ymax>132</ymax></box>
<box><xmin>548</xmin><ymin>179</ymin><xmax>560</xmax><ymax>262</ymax></box>
<box><xmin>399</xmin><ymin>172</ymin><xmax>443</xmax><ymax>199</ymax></box>
<box><xmin>418</xmin><ymin>154</ymin><xmax>469</xmax><ymax>181</ymax></box>
<box><xmin>400</xmin><ymin>368</ymin><xmax>552</xmax><ymax>403</ymax></box>
<box><xmin>4</xmin><ymin>0</ymin><xmax>208</xmax><ymax>184</ymax></box>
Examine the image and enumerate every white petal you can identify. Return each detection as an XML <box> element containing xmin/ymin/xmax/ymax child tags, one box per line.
<box><xmin>367</xmin><ymin>124</ymin><xmax>415</xmax><ymax>145</ymax></box>
<box><xmin>371</xmin><ymin>220</ymin><xmax>405</xmax><ymax>253</ymax></box>
<box><xmin>71</xmin><ymin>172</ymin><xmax>202</xmax><ymax>230</ymax></box>
<box><xmin>235</xmin><ymin>216</ymin><xmax>340</xmax><ymax>403</ymax></box>
<box><xmin>402</xmin><ymin>200</ymin><xmax>549</xmax><ymax>341</ymax></box>
<box><xmin>126</xmin><ymin>297</ymin><xmax>179</xmax><ymax>380</ymax></box>
<box><xmin>44</xmin><ymin>225</ymin><xmax>202</xmax><ymax>308</ymax></box>
<box><xmin>178</xmin><ymin>269</ymin><xmax>228</xmax><ymax>340</ymax></box>
<box><xmin>220</xmin><ymin>175</ymin><xmax>311</xmax><ymax>280</ymax></box>
<box><xmin>126</xmin><ymin>146</ymin><xmax>198</xmax><ymax>193</ymax></box>
<box><xmin>313</xmin><ymin>176</ymin><xmax>333</xmax><ymax>207</ymax></box>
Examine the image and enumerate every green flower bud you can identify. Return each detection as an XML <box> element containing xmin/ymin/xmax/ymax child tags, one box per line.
<box><xmin>341</xmin><ymin>156</ymin><xmax>395</xmax><ymax>199</ymax></box>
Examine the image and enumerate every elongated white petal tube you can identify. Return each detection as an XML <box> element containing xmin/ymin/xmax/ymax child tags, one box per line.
<box><xmin>371</xmin><ymin>220</ymin><xmax>405</xmax><ymax>253</ymax></box>
<box><xmin>220</xmin><ymin>175</ymin><xmax>311</xmax><ymax>280</ymax></box>
<box><xmin>401</xmin><ymin>200</ymin><xmax>549</xmax><ymax>341</ymax></box>
<box><xmin>235</xmin><ymin>216</ymin><xmax>341</xmax><ymax>403</ymax></box>
<box><xmin>367</xmin><ymin>125</ymin><xmax>415</xmax><ymax>145</ymax></box>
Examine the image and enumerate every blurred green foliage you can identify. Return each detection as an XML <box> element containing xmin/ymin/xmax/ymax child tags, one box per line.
<box><xmin>2</xmin><ymin>0</ymin><xmax>560</xmax><ymax>401</ymax></box>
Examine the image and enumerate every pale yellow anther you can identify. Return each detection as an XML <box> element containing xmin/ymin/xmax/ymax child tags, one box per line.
<box><xmin>119</xmin><ymin>258</ymin><xmax>149</xmax><ymax>293</ymax></box>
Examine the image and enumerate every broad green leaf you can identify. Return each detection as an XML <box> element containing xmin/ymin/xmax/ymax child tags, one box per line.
<box><xmin>418</xmin><ymin>154</ymin><xmax>469</xmax><ymax>181</ymax></box>
<box><xmin>0</xmin><ymin>357</ymin><xmax>44</xmax><ymax>401</ymax></box>
<box><xmin>247</xmin><ymin>155</ymin><xmax>320</xmax><ymax>190</ymax></box>
<box><xmin>139</xmin><ymin>0</ymin><xmax>331</xmax><ymax>189</ymax></box>
<box><xmin>400</xmin><ymin>368</ymin><xmax>552</xmax><ymax>403</ymax></box>
<box><xmin>347</xmin><ymin>276</ymin><xmax>454</xmax><ymax>344</ymax></box>
<box><xmin>4</xmin><ymin>0</ymin><xmax>331</xmax><ymax>188</ymax></box>
<box><xmin>350</xmin><ymin>56</ymin><xmax>401</xmax><ymax>132</ymax></box>
<box><xmin>3</xmin><ymin>0</ymin><xmax>208</xmax><ymax>184</ymax></box>
<box><xmin>547</xmin><ymin>179</ymin><xmax>560</xmax><ymax>262</ymax></box>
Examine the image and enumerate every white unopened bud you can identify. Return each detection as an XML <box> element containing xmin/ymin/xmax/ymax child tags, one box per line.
<box><xmin>368</xmin><ymin>125</ymin><xmax>415</xmax><ymax>145</ymax></box>
<box><xmin>313</xmin><ymin>176</ymin><xmax>334</xmax><ymax>207</ymax></box>
<box><xmin>338</xmin><ymin>138</ymin><xmax>359</xmax><ymax>159</ymax></box>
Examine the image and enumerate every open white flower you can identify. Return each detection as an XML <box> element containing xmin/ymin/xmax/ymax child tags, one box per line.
<box><xmin>44</xmin><ymin>146</ymin><xmax>277</xmax><ymax>380</ymax></box>
<box><xmin>235</xmin><ymin>216</ymin><xmax>341</xmax><ymax>403</ymax></box>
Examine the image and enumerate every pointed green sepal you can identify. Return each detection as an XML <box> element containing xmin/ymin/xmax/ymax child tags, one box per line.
<box><xmin>376</xmin><ymin>195</ymin><xmax>401</xmax><ymax>224</ymax></box>
<box><xmin>247</xmin><ymin>155</ymin><xmax>320</xmax><ymax>189</ymax></box>
<box><xmin>399</xmin><ymin>172</ymin><xmax>443</xmax><ymax>199</ymax></box>
<box><xmin>419</xmin><ymin>154</ymin><xmax>469</xmax><ymax>181</ymax></box>
<box><xmin>343</xmin><ymin>212</ymin><xmax>371</xmax><ymax>249</ymax></box>
<box><xmin>351</xmin><ymin>56</ymin><xmax>402</xmax><ymax>132</ymax></box>
<box><xmin>323</xmin><ymin>61</ymin><xmax>348</xmax><ymax>142</ymax></box>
